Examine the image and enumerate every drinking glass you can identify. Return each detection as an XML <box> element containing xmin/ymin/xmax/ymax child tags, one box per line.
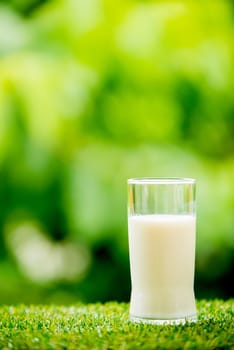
<box><xmin>128</xmin><ymin>178</ymin><xmax>197</xmax><ymax>324</ymax></box>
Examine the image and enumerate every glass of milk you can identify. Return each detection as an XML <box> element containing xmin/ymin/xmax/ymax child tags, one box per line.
<box><xmin>128</xmin><ymin>178</ymin><xmax>197</xmax><ymax>324</ymax></box>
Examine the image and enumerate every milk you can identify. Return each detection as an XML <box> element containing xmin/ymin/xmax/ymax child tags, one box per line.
<box><xmin>128</xmin><ymin>214</ymin><xmax>196</xmax><ymax>320</ymax></box>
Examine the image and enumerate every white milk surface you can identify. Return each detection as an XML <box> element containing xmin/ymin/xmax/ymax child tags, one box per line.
<box><xmin>128</xmin><ymin>215</ymin><xmax>196</xmax><ymax>319</ymax></box>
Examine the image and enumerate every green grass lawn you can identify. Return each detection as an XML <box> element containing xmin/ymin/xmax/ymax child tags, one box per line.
<box><xmin>0</xmin><ymin>300</ymin><xmax>233</xmax><ymax>350</ymax></box>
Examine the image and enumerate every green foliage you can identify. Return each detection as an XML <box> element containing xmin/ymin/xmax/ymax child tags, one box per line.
<box><xmin>0</xmin><ymin>0</ymin><xmax>48</xmax><ymax>17</ymax></box>
<box><xmin>0</xmin><ymin>0</ymin><xmax>233</xmax><ymax>302</ymax></box>
<box><xmin>0</xmin><ymin>300</ymin><xmax>233</xmax><ymax>350</ymax></box>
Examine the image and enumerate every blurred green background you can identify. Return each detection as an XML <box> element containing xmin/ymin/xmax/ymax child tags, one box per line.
<box><xmin>0</xmin><ymin>0</ymin><xmax>233</xmax><ymax>304</ymax></box>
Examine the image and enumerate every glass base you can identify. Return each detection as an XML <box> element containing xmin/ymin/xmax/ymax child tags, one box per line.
<box><xmin>130</xmin><ymin>314</ymin><xmax>197</xmax><ymax>325</ymax></box>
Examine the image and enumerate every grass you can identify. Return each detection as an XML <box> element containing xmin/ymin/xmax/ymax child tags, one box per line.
<box><xmin>0</xmin><ymin>300</ymin><xmax>233</xmax><ymax>350</ymax></box>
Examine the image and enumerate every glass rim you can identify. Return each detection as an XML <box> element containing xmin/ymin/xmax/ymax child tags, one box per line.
<box><xmin>128</xmin><ymin>177</ymin><xmax>196</xmax><ymax>185</ymax></box>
